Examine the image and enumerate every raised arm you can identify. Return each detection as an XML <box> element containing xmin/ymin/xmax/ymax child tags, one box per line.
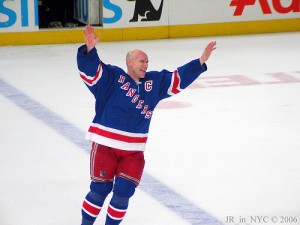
<box><xmin>200</xmin><ymin>41</ymin><xmax>217</xmax><ymax>65</ymax></box>
<box><xmin>84</xmin><ymin>25</ymin><xmax>100</xmax><ymax>53</ymax></box>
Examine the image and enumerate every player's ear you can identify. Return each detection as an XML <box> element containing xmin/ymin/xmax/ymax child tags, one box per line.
<box><xmin>126</xmin><ymin>59</ymin><xmax>132</xmax><ymax>66</ymax></box>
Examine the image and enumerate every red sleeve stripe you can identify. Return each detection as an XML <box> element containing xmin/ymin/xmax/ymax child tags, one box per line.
<box><xmin>107</xmin><ymin>205</ymin><xmax>127</xmax><ymax>220</ymax></box>
<box><xmin>82</xmin><ymin>199</ymin><xmax>101</xmax><ymax>217</ymax></box>
<box><xmin>168</xmin><ymin>70</ymin><xmax>182</xmax><ymax>95</ymax></box>
<box><xmin>80</xmin><ymin>63</ymin><xmax>103</xmax><ymax>86</ymax></box>
<box><xmin>88</xmin><ymin>125</ymin><xmax>148</xmax><ymax>144</ymax></box>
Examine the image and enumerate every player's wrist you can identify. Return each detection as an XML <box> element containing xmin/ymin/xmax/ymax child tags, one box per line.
<box><xmin>86</xmin><ymin>45</ymin><xmax>94</xmax><ymax>53</ymax></box>
<box><xmin>200</xmin><ymin>57</ymin><xmax>206</xmax><ymax>65</ymax></box>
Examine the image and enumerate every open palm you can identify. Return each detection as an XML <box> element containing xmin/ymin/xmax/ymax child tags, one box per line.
<box><xmin>84</xmin><ymin>25</ymin><xmax>100</xmax><ymax>53</ymax></box>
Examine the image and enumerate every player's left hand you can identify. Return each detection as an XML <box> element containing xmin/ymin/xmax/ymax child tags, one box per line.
<box><xmin>200</xmin><ymin>41</ymin><xmax>217</xmax><ymax>64</ymax></box>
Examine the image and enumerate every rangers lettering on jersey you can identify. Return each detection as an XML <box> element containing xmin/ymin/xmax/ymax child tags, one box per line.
<box><xmin>118</xmin><ymin>75</ymin><xmax>152</xmax><ymax>118</ymax></box>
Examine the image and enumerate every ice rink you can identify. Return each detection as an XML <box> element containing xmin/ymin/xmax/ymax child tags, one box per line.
<box><xmin>1</xmin><ymin>31</ymin><xmax>300</xmax><ymax>225</ymax></box>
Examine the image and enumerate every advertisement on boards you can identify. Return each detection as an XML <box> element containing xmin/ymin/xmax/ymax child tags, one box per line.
<box><xmin>72</xmin><ymin>0</ymin><xmax>168</xmax><ymax>28</ymax></box>
<box><xmin>102</xmin><ymin>0</ymin><xmax>168</xmax><ymax>28</ymax></box>
<box><xmin>102</xmin><ymin>0</ymin><xmax>299</xmax><ymax>27</ymax></box>
<box><xmin>168</xmin><ymin>0</ymin><xmax>300</xmax><ymax>25</ymax></box>
<box><xmin>0</xmin><ymin>0</ymin><xmax>38</xmax><ymax>32</ymax></box>
<box><xmin>1</xmin><ymin>0</ymin><xmax>298</xmax><ymax>32</ymax></box>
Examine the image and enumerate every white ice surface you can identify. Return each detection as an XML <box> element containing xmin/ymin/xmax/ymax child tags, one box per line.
<box><xmin>1</xmin><ymin>32</ymin><xmax>300</xmax><ymax>225</ymax></box>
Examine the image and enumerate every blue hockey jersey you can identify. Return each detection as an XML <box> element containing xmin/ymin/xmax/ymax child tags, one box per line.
<box><xmin>77</xmin><ymin>45</ymin><xmax>207</xmax><ymax>151</ymax></box>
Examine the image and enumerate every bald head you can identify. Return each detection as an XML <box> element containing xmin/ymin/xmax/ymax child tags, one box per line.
<box><xmin>126</xmin><ymin>49</ymin><xmax>149</xmax><ymax>81</ymax></box>
<box><xmin>126</xmin><ymin>49</ymin><xmax>147</xmax><ymax>61</ymax></box>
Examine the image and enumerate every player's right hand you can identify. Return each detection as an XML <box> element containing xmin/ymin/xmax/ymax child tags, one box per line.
<box><xmin>84</xmin><ymin>25</ymin><xmax>100</xmax><ymax>53</ymax></box>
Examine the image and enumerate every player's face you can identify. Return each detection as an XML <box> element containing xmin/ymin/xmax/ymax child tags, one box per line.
<box><xmin>128</xmin><ymin>51</ymin><xmax>149</xmax><ymax>81</ymax></box>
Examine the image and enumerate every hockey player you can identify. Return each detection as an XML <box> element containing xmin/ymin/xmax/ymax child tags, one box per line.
<box><xmin>78</xmin><ymin>25</ymin><xmax>216</xmax><ymax>225</ymax></box>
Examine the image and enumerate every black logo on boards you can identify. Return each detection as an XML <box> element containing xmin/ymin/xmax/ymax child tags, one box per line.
<box><xmin>128</xmin><ymin>0</ymin><xmax>164</xmax><ymax>22</ymax></box>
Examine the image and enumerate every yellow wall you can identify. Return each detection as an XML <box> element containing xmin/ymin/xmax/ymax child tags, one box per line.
<box><xmin>0</xmin><ymin>18</ymin><xmax>299</xmax><ymax>46</ymax></box>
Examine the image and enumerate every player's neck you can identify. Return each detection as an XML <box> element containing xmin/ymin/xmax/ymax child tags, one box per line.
<box><xmin>127</xmin><ymin>71</ymin><xmax>140</xmax><ymax>82</ymax></box>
